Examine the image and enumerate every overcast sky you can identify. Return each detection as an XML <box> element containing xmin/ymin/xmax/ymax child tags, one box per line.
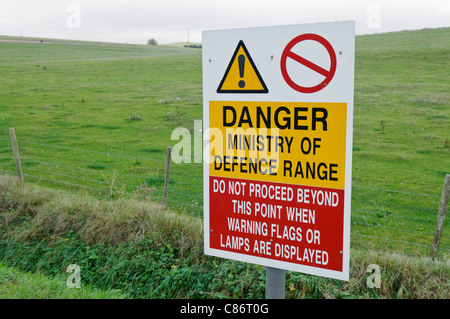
<box><xmin>1</xmin><ymin>0</ymin><xmax>449</xmax><ymax>44</ymax></box>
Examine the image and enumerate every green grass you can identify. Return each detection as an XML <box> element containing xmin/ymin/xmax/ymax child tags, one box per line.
<box><xmin>349</xmin><ymin>28</ymin><xmax>449</xmax><ymax>256</ymax></box>
<box><xmin>0</xmin><ymin>28</ymin><xmax>449</xmax><ymax>298</ymax></box>
<box><xmin>0</xmin><ymin>262</ymin><xmax>127</xmax><ymax>298</ymax></box>
<box><xmin>0</xmin><ymin>37</ymin><xmax>203</xmax><ymax>213</ymax></box>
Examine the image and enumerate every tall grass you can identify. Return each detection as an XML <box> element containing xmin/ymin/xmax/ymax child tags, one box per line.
<box><xmin>0</xmin><ymin>174</ymin><xmax>203</xmax><ymax>258</ymax></box>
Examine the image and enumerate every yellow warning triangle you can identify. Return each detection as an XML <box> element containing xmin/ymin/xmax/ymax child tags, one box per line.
<box><xmin>217</xmin><ymin>40</ymin><xmax>268</xmax><ymax>93</ymax></box>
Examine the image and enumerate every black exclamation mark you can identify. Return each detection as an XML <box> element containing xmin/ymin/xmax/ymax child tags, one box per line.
<box><xmin>238</xmin><ymin>54</ymin><xmax>245</xmax><ymax>88</ymax></box>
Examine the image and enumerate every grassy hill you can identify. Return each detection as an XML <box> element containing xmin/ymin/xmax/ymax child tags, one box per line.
<box><xmin>0</xmin><ymin>28</ymin><xmax>448</xmax><ymax>298</ymax></box>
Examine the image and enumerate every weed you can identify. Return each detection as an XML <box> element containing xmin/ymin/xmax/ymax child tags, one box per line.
<box><xmin>87</xmin><ymin>164</ymin><xmax>106</xmax><ymax>170</ymax></box>
<box><xmin>380</xmin><ymin>120</ymin><xmax>386</xmax><ymax>134</ymax></box>
<box><xmin>128</xmin><ymin>112</ymin><xmax>143</xmax><ymax>121</ymax></box>
<box><xmin>133</xmin><ymin>182</ymin><xmax>156</xmax><ymax>201</ymax></box>
<box><xmin>166</xmin><ymin>105</ymin><xmax>185</xmax><ymax>123</ymax></box>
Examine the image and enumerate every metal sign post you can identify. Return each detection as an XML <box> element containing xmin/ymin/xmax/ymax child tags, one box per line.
<box><xmin>265</xmin><ymin>267</ymin><xmax>285</xmax><ymax>299</ymax></box>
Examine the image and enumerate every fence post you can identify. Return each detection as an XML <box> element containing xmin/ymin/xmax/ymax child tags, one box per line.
<box><xmin>162</xmin><ymin>146</ymin><xmax>172</xmax><ymax>206</ymax></box>
<box><xmin>9</xmin><ymin>128</ymin><xmax>24</xmax><ymax>181</ymax></box>
<box><xmin>429</xmin><ymin>174</ymin><xmax>450</xmax><ymax>259</ymax></box>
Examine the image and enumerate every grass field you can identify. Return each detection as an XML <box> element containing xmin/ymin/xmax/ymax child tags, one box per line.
<box><xmin>0</xmin><ymin>28</ymin><xmax>449</xmax><ymax>298</ymax></box>
<box><xmin>0</xmin><ymin>37</ymin><xmax>204</xmax><ymax>212</ymax></box>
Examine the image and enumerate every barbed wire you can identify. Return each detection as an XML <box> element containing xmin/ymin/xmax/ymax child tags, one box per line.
<box><xmin>352</xmin><ymin>221</ymin><xmax>435</xmax><ymax>236</ymax></box>
<box><xmin>353</xmin><ymin>208</ymin><xmax>438</xmax><ymax>223</ymax></box>
<box><xmin>351</xmin><ymin>199</ymin><xmax>438</xmax><ymax>214</ymax></box>
<box><xmin>22</xmin><ymin>166</ymin><xmax>131</xmax><ymax>189</ymax></box>
<box><xmin>0</xmin><ymin>149</ymin><xmax>445</xmax><ymax>205</ymax></box>
<box><xmin>20</xmin><ymin>172</ymin><xmax>163</xmax><ymax>200</ymax></box>
<box><xmin>352</xmin><ymin>233</ymin><xmax>449</xmax><ymax>251</ymax></box>
<box><xmin>2</xmin><ymin>137</ymin><xmax>445</xmax><ymax>185</ymax></box>
<box><xmin>352</xmin><ymin>184</ymin><xmax>441</xmax><ymax>198</ymax></box>
<box><xmin>19</xmin><ymin>158</ymin><xmax>162</xmax><ymax>181</ymax></box>
<box><xmin>352</xmin><ymin>175</ymin><xmax>444</xmax><ymax>189</ymax></box>
<box><xmin>0</xmin><ymin>135</ymin><xmax>448</xmax><ymax>256</ymax></box>
<box><xmin>17</xmin><ymin>140</ymin><xmax>167</xmax><ymax>163</ymax></box>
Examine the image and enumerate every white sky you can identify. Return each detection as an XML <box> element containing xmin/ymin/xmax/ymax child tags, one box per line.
<box><xmin>0</xmin><ymin>0</ymin><xmax>449</xmax><ymax>44</ymax></box>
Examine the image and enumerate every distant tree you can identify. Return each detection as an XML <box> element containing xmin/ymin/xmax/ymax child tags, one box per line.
<box><xmin>147</xmin><ymin>38</ymin><xmax>158</xmax><ymax>46</ymax></box>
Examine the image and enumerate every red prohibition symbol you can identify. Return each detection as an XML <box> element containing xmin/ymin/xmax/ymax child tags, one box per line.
<box><xmin>280</xmin><ymin>33</ymin><xmax>337</xmax><ymax>94</ymax></box>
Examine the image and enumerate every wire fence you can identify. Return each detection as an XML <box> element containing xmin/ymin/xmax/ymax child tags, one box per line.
<box><xmin>0</xmin><ymin>133</ymin><xmax>448</xmax><ymax>258</ymax></box>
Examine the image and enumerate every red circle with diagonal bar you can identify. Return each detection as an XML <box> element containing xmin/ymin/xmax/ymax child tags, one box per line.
<box><xmin>280</xmin><ymin>33</ymin><xmax>337</xmax><ymax>93</ymax></box>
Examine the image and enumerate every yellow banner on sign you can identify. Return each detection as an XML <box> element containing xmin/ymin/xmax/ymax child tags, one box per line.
<box><xmin>208</xmin><ymin>101</ymin><xmax>347</xmax><ymax>189</ymax></box>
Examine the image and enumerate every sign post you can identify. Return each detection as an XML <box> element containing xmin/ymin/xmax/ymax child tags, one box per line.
<box><xmin>266</xmin><ymin>267</ymin><xmax>285</xmax><ymax>299</ymax></box>
<box><xmin>203</xmin><ymin>21</ymin><xmax>355</xmax><ymax>297</ymax></box>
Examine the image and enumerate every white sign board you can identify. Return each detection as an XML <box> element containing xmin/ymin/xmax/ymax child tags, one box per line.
<box><xmin>203</xmin><ymin>21</ymin><xmax>355</xmax><ymax>281</ymax></box>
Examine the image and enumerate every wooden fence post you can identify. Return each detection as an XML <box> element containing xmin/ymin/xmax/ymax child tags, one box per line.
<box><xmin>9</xmin><ymin>128</ymin><xmax>24</xmax><ymax>181</ymax></box>
<box><xmin>162</xmin><ymin>146</ymin><xmax>172</xmax><ymax>206</ymax></box>
<box><xmin>429</xmin><ymin>174</ymin><xmax>450</xmax><ymax>259</ymax></box>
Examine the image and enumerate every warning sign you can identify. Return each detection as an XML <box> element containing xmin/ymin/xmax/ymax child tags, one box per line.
<box><xmin>203</xmin><ymin>21</ymin><xmax>355</xmax><ymax>281</ymax></box>
<box><xmin>217</xmin><ymin>40</ymin><xmax>268</xmax><ymax>94</ymax></box>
